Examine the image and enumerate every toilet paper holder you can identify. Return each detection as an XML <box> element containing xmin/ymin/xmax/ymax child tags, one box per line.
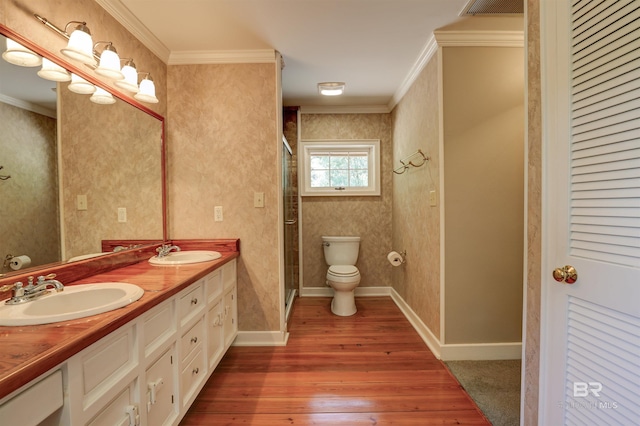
<box><xmin>3</xmin><ymin>254</ymin><xmax>13</xmax><ymax>270</ymax></box>
<box><xmin>387</xmin><ymin>250</ymin><xmax>407</xmax><ymax>266</ymax></box>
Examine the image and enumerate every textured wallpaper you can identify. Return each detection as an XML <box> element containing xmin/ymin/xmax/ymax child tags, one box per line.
<box><xmin>167</xmin><ymin>62</ymin><xmax>280</xmax><ymax>332</ymax></box>
<box><xmin>0</xmin><ymin>102</ymin><xmax>59</xmax><ymax>272</ymax></box>
<box><xmin>300</xmin><ymin>113</ymin><xmax>393</xmax><ymax>290</ymax></box>
<box><xmin>59</xmin><ymin>87</ymin><xmax>164</xmax><ymax>259</ymax></box>
<box><xmin>391</xmin><ymin>57</ymin><xmax>442</xmax><ymax>339</ymax></box>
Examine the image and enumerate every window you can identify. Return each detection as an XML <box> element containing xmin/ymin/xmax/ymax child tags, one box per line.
<box><xmin>300</xmin><ymin>140</ymin><xmax>380</xmax><ymax>196</ymax></box>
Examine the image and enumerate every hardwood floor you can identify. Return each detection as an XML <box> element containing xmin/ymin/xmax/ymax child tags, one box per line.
<box><xmin>180</xmin><ymin>297</ymin><xmax>490</xmax><ymax>425</ymax></box>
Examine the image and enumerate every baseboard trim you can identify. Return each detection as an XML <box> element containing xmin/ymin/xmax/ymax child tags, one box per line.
<box><xmin>299</xmin><ymin>286</ymin><xmax>392</xmax><ymax>297</ymax></box>
<box><xmin>389</xmin><ymin>288</ymin><xmax>522</xmax><ymax>361</ymax></box>
<box><xmin>440</xmin><ymin>342</ymin><xmax>522</xmax><ymax>361</ymax></box>
<box><xmin>389</xmin><ymin>289</ymin><xmax>443</xmax><ymax>359</ymax></box>
<box><xmin>232</xmin><ymin>331</ymin><xmax>289</xmax><ymax>346</ymax></box>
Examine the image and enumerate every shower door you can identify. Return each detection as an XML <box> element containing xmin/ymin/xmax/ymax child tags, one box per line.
<box><xmin>283</xmin><ymin>136</ymin><xmax>297</xmax><ymax>311</ymax></box>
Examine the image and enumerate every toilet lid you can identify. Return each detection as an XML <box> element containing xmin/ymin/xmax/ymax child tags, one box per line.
<box><xmin>328</xmin><ymin>265</ymin><xmax>359</xmax><ymax>276</ymax></box>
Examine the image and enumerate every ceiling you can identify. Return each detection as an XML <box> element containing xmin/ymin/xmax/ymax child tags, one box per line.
<box><xmin>98</xmin><ymin>0</ymin><xmax>475</xmax><ymax>110</ymax></box>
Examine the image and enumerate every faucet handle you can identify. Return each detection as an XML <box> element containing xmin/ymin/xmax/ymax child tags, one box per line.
<box><xmin>0</xmin><ymin>283</ymin><xmax>14</xmax><ymax>292</ymax></box>
<box><xmin>35</xmin><ymin>273</ymin><xmax>56</xmax><ymax>284</ymax></box>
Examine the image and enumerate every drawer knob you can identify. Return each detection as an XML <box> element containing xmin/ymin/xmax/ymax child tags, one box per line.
<box><xmin>191</xmin><ymin>297</ymin><xmax>198</xmax><ymax>305</ymax></box>
<box><xmin>191</xmin><ymin>336</ymin><xmax>198</xmax><ymax>344</ymax></box>
<box><xmin>192</xmin><ymin>367</ymin><xmax>199</xmax><ymax>375</ymax></box>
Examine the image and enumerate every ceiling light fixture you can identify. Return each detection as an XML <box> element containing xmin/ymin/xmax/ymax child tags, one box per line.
<box><xmin>318</xmin><ymin>82</ymin><xmax>345</xmax><ymax>96</ymax></box>
<box><xmin>2</xmin><ymin>38</ymin><xmax>42</xmax><ymax>67</ymax></box>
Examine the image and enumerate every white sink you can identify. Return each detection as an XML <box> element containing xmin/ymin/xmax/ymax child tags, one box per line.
<box><xmin>148</xmin><ymin>250</ymin><xmax>222</xmax><ymax>265</ymax></box>
<box><xmin>0</xmin><ymin>283</ymin><xmax>144</xmax><ymax>326</ymax></box>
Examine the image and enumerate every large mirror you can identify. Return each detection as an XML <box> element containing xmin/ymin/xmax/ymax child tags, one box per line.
<box><xmin>0</xmin><ymin>28</ymin><xmax>165</xmax><ymax>277</ymax></box>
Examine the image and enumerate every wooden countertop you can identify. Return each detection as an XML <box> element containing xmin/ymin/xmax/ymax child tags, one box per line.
<box><xmin>0</xmin><ymin>245</ymin><xmax>239</xmax><ymax>401</ymax></box>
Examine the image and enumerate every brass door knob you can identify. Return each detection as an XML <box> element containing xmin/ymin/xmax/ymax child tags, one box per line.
<box><xmin>553</xmin><ymin>265</ymin><xmax>578</xmax><ymax>284</ymax></box>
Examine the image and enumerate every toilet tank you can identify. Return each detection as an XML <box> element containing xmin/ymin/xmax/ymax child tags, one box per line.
<box><xmin>322</xmin><ymin>236</ymin><xmax>360</xmax><ymax>265</ymax></box>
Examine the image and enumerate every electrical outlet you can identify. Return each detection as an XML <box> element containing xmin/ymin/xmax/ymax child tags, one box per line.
<box><xmin>254</xmin><ymin>192</ymin><xmax>265</xmax><ymax>208</ymax></box>
<box><xmin>117</xmin><ymin>207</ymin><xmax>127</xmax><ymax>222</ymax></box>
<box><xmin>214</xmin><ymin>206</ymin><xmax>223</xmax><ymax>222</ymax></box>
<box><xmin>77</xmin><ymin>194</ymin><xmax>87</xmax><ymax>211</ymax></box>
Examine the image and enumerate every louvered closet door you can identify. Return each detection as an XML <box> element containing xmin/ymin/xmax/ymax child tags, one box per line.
<box><xmin>540</xmin><ymin>0</ymin><xmax>640</xmax><ymax>424</ymax></box>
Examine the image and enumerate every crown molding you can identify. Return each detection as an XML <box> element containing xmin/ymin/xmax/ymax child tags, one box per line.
<box><xmin>300</xmin><ymin>105</ymin><xmax>391</xmax><ymax>114</ymax></box>
<box><xmin>434</xmin><ymin>30</ymin><xmax>524</xmax><ymax>47</ymax></box>
<box><xmin>388</xmin><ymin>34</ymin><xmax>439</xmax><ymax>111</ymax></box>
<box><xmin>0</xmin><ymin>94</ymin><xmax>56</xmax><ymax>118</ymax></box>
<box><xmin>168</xmin><ymin>49</ymin><xmax>277</xmax><ymax>65</ymax></box>
<box><xmin>96</xmin><ymin>0</ymin><xmax>171</xmax><ymax>63</ymax></box>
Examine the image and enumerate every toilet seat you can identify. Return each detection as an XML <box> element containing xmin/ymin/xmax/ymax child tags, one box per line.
<box><xmin>327</xmin><ymin>265</ymin><xmax>359</xmax><ymax>277</ymax></box>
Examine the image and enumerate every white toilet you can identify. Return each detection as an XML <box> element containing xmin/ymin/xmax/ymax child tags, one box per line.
<box><xmin>322</xmin><ymin>235</ymin><xmax>361</xmax><ymax>316</ymax></box>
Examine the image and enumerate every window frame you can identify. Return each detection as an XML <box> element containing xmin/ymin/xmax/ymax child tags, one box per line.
<box><xmin>300</xmin><ymin>139</ymin><xmax>381</xmax><ymax>197</ymax></box>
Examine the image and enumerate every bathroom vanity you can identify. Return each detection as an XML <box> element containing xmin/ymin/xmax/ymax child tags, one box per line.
<box><xmin>0</xmin><ymin>241</ymin><xmax>239</xmax><ymax>426</ymax></box>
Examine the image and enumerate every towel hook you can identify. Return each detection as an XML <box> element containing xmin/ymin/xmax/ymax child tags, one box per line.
<box><xmin>0</xmin><ymin>166</ymin><xmax>10</xmax><ymax>181</ymax></box>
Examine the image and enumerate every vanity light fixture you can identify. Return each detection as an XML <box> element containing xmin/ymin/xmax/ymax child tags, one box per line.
<box><xmin>114</xmin><ymin>59</ymin><xmax>139</xmax><ymax>93</ymax></box>
<box><xmin>90</xmin><ymin>86</ymin><xmax>116</xmax><ymax>105</ymax></box>
<box><xmin>318</xmin><ymin>82</ymin><xmax>345</xmax><ymax>96</ymax></box>
<box><xmin>37</xmin><ymin>58</ymin><xmax>71</xmax><ymax>82</ymax></box>
<box><xmin>60</xmin><ymin>22</ymin><xmax>94</xmax><ymax>63</ymax></box>
<box><xmin>2</xmin><ymin>38</ymin><xmax>42</xmax><ymax>67</ymax></box>
<box><xmin>94</xmin><ymin>42</ymin><xmax>124</xmax><ymax>80</ymax></box>
<box><xmin>134</xmin><ymin>73</ymin><xmax>159</xmax><ymax>104</ymax></box>
<box><xmin>68</xmin><ymin>73</ymin><xmax>96</xmax><ymax>95</ymax></box>
<box><xmin>35</xmin><ymin>13</ymin><xmax>159</xmax><ymax>104</ymax></box>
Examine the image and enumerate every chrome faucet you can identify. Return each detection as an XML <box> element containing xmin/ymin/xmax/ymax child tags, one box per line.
<box><xmin>156</xmin><ymin>244</ymin><xmax>180</xmax><ymax>258</ymax></box>
<box><xmin>4</xmin><ymin>274</ymin><xmax>64</xmax><ymax>305</ymax></box>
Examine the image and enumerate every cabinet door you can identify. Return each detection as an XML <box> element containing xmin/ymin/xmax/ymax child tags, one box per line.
<box><xmin>223</xmin><ymin>286</ymin><xmax>237</xmax><ymax>347</ymax></box>
<box><xmin>86</xmin><ymin>382</ymin><xmax>137</xmax><ymax>426</ymax></box>
<box><xmin>207</xmin><ymin>299</ymin><xmax>224</xmax><ymax>369</ymax></box>
<box><xmin>146</xmin><ymin>348</ymin><xmax>176</xmax><ymax>426</ymax></box>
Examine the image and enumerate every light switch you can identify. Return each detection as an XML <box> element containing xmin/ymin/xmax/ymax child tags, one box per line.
<box><xmin>77</xmin><ymin>194</ymin><xmax>87</xmax><ymax>211</ymax></box>
<box><xmin>118</xmin><ymin>207</ymin><xmax>127</xmax><ymax>222</ymax></box>
<box><xmin>429</xmin><ymin>190</ymin><xmax>437</xmax><ymax>207</ymax></box>
<box><xmin>214</xmin><ymin>206</ymin><xmax>223</xmax><ymax>222</ymax></box>
<box><xmin>254</xmin><ymin>192</ymin><xmax>265</xmax><ymax>208</ymax></box>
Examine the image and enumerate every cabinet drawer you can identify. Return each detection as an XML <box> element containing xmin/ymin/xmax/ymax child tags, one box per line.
<box><xmin>0</xmin><ymin>370</ymin><xmax>63</xmax><ymax>426</ymax></box>
<box><xmin>81</xmin><ymin>326</ymin><xmax>137</xmax><ymax>399</ymax></box>
<box><xmin>205</xmin><ymin>270</ymin><xmax>222</xmax><ymax>305</ymax></box>
<box><xmin>143</xmin><ymin>300</ymin><xmax>176</xmax><ymax>357</ymax></box>
<box><xmin>178</xmin><ymin>282</ymin><xmax>204</xmax><ymax>326</ymax></box>
<box><xmin>180</xmin><ymin>318</ymin><xmax>203</xmax><ymax>363</ymax></box>
<box><xmin>180</xmin><ymin>349</ymin><xmax>205</xmax><ymax>406</ymax></box>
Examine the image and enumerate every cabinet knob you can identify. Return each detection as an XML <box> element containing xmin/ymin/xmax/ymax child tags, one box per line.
<box><xmin>191</xmin><ymin>297</ymin><xmax>198</xmax><ymax>305</ymax></box>
<box><xmin>190</xmin><ymin>336</ymin><xmax>198</xmax><ymax>344</ymax></box>
<box><xmin>192</xmin><ymin>367</ymin><xmax>199</xmax><ymax>375</ymax></box>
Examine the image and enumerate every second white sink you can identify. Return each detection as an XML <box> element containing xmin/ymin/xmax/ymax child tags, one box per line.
<box><xmin>149</xmin><ymin>250</ymin><xmax>222</xmax><ymax>265</ymax></box>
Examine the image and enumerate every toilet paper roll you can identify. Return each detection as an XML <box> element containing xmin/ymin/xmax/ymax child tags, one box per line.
<box><xmin>9</xmin><ymin>255</ymin><xmax>31</xmax><ymax>271</ymax></box>
<box><xmin>387</xmin><ymin>251</ymin><xmax>404</xmax><ymax>267</ymax></box>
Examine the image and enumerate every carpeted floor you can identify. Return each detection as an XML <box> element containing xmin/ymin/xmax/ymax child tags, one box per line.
<box><xmin>445</xmin><ymin>360</ymin><xmax>521</xmax><ymax>426</ymax></box>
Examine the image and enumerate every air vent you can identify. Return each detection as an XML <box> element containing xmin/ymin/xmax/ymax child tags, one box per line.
<box><xmin>462</xmin><ymin>0</ymin><xmax>524</xmax><ymax>15</ymax></box>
